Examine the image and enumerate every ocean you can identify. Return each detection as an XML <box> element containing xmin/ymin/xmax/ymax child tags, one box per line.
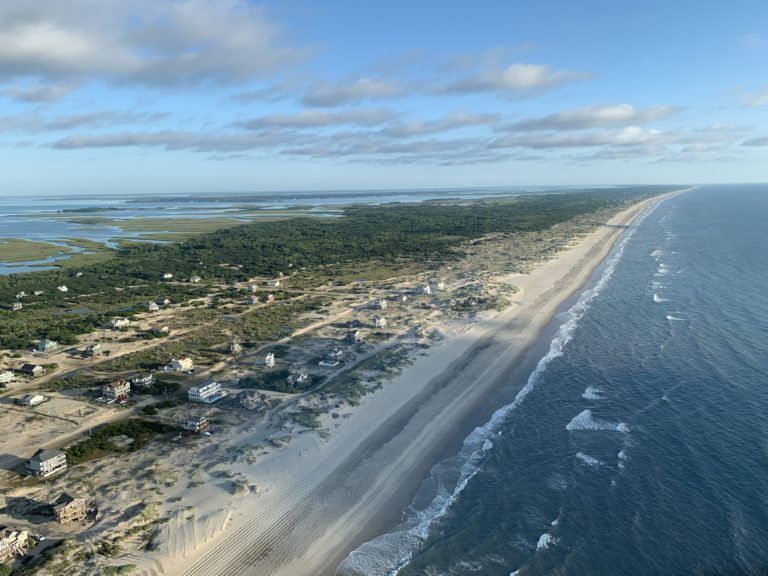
<box><xmin>339</xmin><ymin>184</ymin><xmax>768</xmax><ymax>576</ymax></box>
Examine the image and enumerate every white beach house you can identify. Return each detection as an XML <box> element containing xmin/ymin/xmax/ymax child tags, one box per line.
<box><xmin>167</xmin><ymin>357</ymin><xmax>194</xmax><ymax>372</ymax></box>
<box><xmin>188</xmin><ymin>381</ymin><xmax>227</xmax><ymax>403</ymax></box>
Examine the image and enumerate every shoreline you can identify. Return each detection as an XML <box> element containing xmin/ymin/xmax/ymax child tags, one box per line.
<box><xmin>148</xmin><ymin>191</ymin><xmax>681</xmax><ymax>576</ymax></box>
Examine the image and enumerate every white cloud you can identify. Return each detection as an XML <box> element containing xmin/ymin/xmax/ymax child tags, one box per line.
<box><xmin>0</xmin><ymin>0</ymin><xmax>305</xmax><ymax>85</ymax></box>
<box><xmin>505</xmin><ymin>104</ymin><xmax>681</xmax><ymax>131</ymax></box>
<box><xmin>301</xmin><ymin>77</ymin><xmax>401</xmax><ymax>107</ymax></box>
<box><xmin>492</xmin><ymin>126</ymin><xmax>671</xmax><ymax>150</ymax></box>
<box><xmin>436</xmin><ymin>63</ymin><xmax>590</xmax><ymax>96</ymax></box>
<box><xmin>51</xmin><ymin>128</ymin><xmax>309</xmax><ymax>152</ymax></box>
<box><xmin>0</xmin><ymin>110</ymin><xmax>167</xmax><ymax>132</ymax></box>
<box><xmin>380</xmin><ymin>111</ymin><xmax>499</xmax><ymax>137</ymax></box>
<box><xmin>743</xmin><ymin>137</ymin><xmax>768</xmax><ymax>147</ymax></box>
<box><xmin>240</xmin><ymin>108</ymin><xmax>394</xmax><ymax>129</ymax></box>
<box><xmin>1</xmin><ymin>82</ymin><xmax>75</xmax><ymax>102</ymax></box>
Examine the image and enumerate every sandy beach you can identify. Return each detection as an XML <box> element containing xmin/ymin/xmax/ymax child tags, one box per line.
<box><xmin>139</xmin><ymin>193</ymin><xmax>675</xmax><ymax>576</ymax></box>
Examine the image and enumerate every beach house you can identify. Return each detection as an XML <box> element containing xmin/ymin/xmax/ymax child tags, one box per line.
<box><xmin>37</xmin><ymin>339</ymin><xmax>59</xmax><ymax>353</ymax></box>
<box><xmin>147</xmin><ymin>302</ymin><xmax>160</xmax><ymax>312</ymax></box>
<box><xmin>319</xmin><ymin>348</ymin><xmax>344</xmax><ymax>367</ymax></box>
<box><xmin>182</xmin><ymin>416</ymin><xmax>209</xmax><ymax>434</ymax></box>
<box><xmin>188</xmin><ymin>381</ymin><xmax>227</xmax><ymax>403</ymax></box>
<box><xmin>162</xmin><ymin>272</ymin><xmax>173</xmax><ymax>280</ymax></box>
<box><xmin>20</xmin><ymin>394</ymin><xmax>46</xmax><ymax>407</ymax></box>
<box><xmin>248</xmin><ymin>284</ymin><xmax>259</xmax><ymax>293</ymax></box>
<box><xmin>10</xmin><ymin>302</ymin><xmax>22</xmax><ymax>311</ymax></box>
<box><xmin>110</xmin><ymin>317</ymin><xmax>130</xmax><ymax>329</ymax></box>
<box><xmin>131</xmin><ymin>374</ymin><xmax>156</xmax><ymax>389</ymax></box>
<box><xmin>83</xmin><ymin>343</ymin><xmax>102</xmax><ymax>357</ymax></box>
<box><xmin>0</xmin><ymin>370</ymin><xmax>14</xmax><ymax>385</ymax></box>
<box><xmin>373</xmin><ymin>316</ymin><xmax>388</xmax><ymax>328</ymax></box>
<box><xmin>51</xmin><ymin>493</ymin><xmax>87</xmax><ymax>524</ymax></box>
<box><xmin>190</xmin><ymin>275</ymin><xmax>202</xmax><ymax>283</ymax></box>
<box><xmin>255</xmin><ymin>352</ymin><xmax>275</xmax><ymax>368</ymax></box>
<box><xmin>167</xmin><ymin>357</ymin><xmax>194</xmax><ymax>372</ymax></box>
<box><xmin>156</xmin><ymin>298</ymin><xmax>172</xmax><ymax>306</ymax></box>
<box><xmin>345</xmin><ymin>330</ymin><xmax>364</xmax><ymax>344</ymax></box>
<box><xmin>57</xmin><ymin>285</ymin><xmax>68</xmax><ymax>292</ymax></box>
<box><xmin>21</xmin><ymin>364</ymin><xmax>44</xmax><ymax>378</ymax></box>
<box><xmin>15</xmin><ymin>291</ymin><xmax>26</xmax><ymax>299</ymax></box>
<box><xmin>248</xmin><ymin>295</ymin><xmax>260</xmax><ymax>305</ymax></box>
<box><xmin>0</xmin><ymin>526</ymin><xmax>28</xmax><ymax>563</ymax></box>
<box><xmin>27</xmin><ymin>448</ymin><xmax>67</xmax><ymax>477</ymax></box>
<box><xmin>286</xmin><ymin>371</ymin><xmax>309</xmax><ymax>387</ymax></box>
<box><xmin>103</xmin><ymin>380</ymin><xmax>130</xmax><ymax>402</ymax></box>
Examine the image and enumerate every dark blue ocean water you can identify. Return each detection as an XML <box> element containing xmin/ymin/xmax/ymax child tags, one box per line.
<box><xmin>341</xmin><ymin>185</ymin><xmax>768</xmax><ymax>576</ymax></box>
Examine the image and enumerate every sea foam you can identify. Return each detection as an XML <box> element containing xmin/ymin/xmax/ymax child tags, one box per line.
<box><xmin>576</xmin><ymin>452</ymin><xmax>605</xmax><ymax>468</ymax></box>
<box><xmin>566</xmin><ymin>409</ymin><xmax>629</xmax><ymax>433</ymax></box>
<box><xmin>653</xmin><ymin>293</ymin><xmax>669</xmax><ymax>303</ymax></box>
<box><xmin>582</xmin><ymin>386</ymin><xmax>604</xmax><ymax>400</ymax></box>
<box><xmin>536</xmin><ymin>533</ymin><xmax>559</xmax><ymax>550</ymax></box>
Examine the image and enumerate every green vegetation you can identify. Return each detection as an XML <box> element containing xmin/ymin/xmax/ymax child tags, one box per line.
<box><xmin>239</xmin><ymin>369</ymin><xmax>324</xmax><ymax>393</ymax></box>
<box><xmin>66</xmin><ymin>419</ymin><xmax>174</xmax><ymax>464</ymax></box>
<box><xmin>141</xmin><ymin>400</ymin><xmax>177</xmax><ymax>415</ymax></box>
<box><xmin>0</xmin><ymin>239</ymin><xmax>72</xmax><ymax>263</ymax></box>
<box><xmin>101</xmin><ymin>564</ymin><xmax>137</xmax><ymax>575</ymax></box>
<box><xmin>0</xmin><ymin>188</ymin><xmax>672</xmax><ymax>349</ymax></box>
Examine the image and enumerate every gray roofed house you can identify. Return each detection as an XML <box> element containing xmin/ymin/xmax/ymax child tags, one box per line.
<box><xmin>27</xmin><ymin>448</ymin><xmax>67</xmax><ymax>478</ymax></box>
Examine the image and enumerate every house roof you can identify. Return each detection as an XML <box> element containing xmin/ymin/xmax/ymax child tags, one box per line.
<box><xmin>21</xmin><ymin>364</ymin><xmax>42</xmax><ymax>372</ymax></box>
<box><xmin>30</xmin><ymin>448</ymin><xmax>64</xmax><ymax>463</ymax></box>
<box><xmin>104</xmin><ymin>380</ymin><xmax>129</xmax><ymax>389</ymax></box>
<box><xmin>52</xmin><ymin>492</ymin><xmax>82</xmax><ymax>507</ymax></box>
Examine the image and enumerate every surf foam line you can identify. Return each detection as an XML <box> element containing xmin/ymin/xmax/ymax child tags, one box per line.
<box><xmin>336</xmin><ymin>197</ymin><xmax>669</xmax><ymax>576</ymax></box>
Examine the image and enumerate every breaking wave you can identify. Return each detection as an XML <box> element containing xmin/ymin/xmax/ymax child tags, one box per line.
<box><xmin>653</xmin><ymin>293</ymin><xmax>669</xmax><ymax>303</ymax></box>
<box><xmin>566</xmin><ymin>409</ymin><xmax>629</xmax><ymax>433</ymax></box>
<box><xmin>536</xmin><ymin>533</ymin><xmax>559</xmax><ymax>550</ymax></box>
<box><xmin>576</xmin><ymin>452</ymin><xmax>605</xmax><ymax>468</ymax></box>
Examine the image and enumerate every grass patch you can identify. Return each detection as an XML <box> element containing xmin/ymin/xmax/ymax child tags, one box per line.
<box><xmin>0</xmin><ymin>239</ymin><xmax>71</xmax><ymax>263</ymax></box>
<box><xmin>66</xmin><ymin>419</ymin><xmax>174</xmax><ymax>464</ymax></box>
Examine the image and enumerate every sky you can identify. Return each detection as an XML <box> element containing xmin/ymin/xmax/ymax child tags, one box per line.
<box><xmin>0</xmin><ymin>0</ymin><xmax>766</xmax><ymax>195</ymax></box>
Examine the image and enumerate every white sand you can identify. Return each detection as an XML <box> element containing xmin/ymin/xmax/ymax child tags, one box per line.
<box><xmin>140</xmin><ymin>194</ymin><xmax>673</xmax><ymax>576</ymax></box>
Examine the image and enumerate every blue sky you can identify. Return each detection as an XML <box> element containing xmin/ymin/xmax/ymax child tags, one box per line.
<box><xmin>0</xmin><ymin>0</ymin><xmax>766</xmax><ymax>195</ymax></box>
